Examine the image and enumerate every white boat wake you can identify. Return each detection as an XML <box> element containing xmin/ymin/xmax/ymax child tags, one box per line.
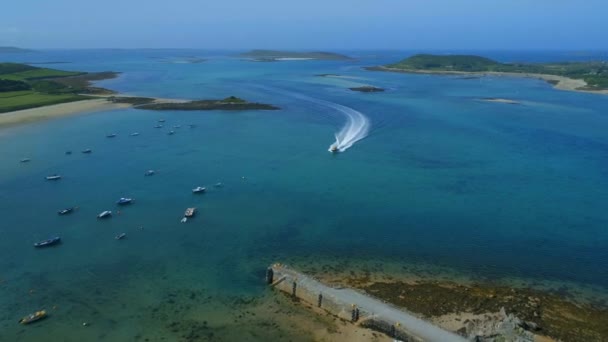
<box><xmin>257</xmin><ymin>87</ymin><xmax>370</xmax><ymax>152</ymax></box>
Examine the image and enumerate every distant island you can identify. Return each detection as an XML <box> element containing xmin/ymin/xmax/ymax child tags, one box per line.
<box><xmin>0</xmin><ymin>46</ymin><xmax>34</xmax><ymax>53</ymax></box>
<box><xmin>366</xmin><ymin>54</ymin><xmax>608</xmax><ymax>94</ymax></box>
<box><xmin>349</xmin><ymin>85</ymin><xmax>385</xmax><ymax>93</ymax></box>
<box><xmin>110</xmin><ymin>95</ymin><xmax>279</xmax><ymax>111</ymax></box>
<box><xmin>240</xmin><ymin>49</ymin><xmax>352</xmax><ymax>61</ymax></box>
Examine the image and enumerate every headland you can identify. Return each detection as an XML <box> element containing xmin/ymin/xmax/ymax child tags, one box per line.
<box><xmin>366</xmin><ymin>54</ymin><xmax>608</xmax><ymax>95</ymax></box>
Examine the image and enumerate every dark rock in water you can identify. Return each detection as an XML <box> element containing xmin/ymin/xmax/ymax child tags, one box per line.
<box><xmin>349</xmin><ymin>86</ymin><xmax>385</xmax><ymax>93</ymax></box>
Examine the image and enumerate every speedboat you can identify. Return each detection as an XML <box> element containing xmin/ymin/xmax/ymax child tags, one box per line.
<box><xmin>154</xmin><ymin>125</ymin><xmax>163</xmax><ymax>128</ymax></box>
<box><xmin>81</xmin><ymin>149</ymin><xmax>92</xmax><ymax>154</ymax></box>
<box><xmin>34</xmin><ymin>237</ymin><xmax>61</xmax><ymax>248</ymax></box>
<box><xmin>106</xmin><ymin>133</ymin><xmax>117</xmax><ymax>138</ymax></box>
<box><xmin>57</xmin><ymin>207</ymin><xmax>75</xmax><ymax>215</ymax></box>
<box><xmin>144</xmin><ymin>169</ymin><xmax>155</xmax><ymax>176</ymax></box>
<box><xmin>45</xmin><ymin>175</ymin><xmax>61</xmax><ymax>181</ymax></box>
<box><xmin>115</xmin><ymin>233</ymin><xmax>126</xmax><ymax>240</ymax></box>
<box><xmin>130</xmin><ymin>132</ymin><xmax>140</xmax><ymax>136</ymax></box>
<box><xmin>167</xmin><ymin>131</ymin><xmax>175</xmax><ymax>135</ymax></box>
<box><xmin>158</xmin><ymin>119</ymin><xmax>166</xmax><ymax>123</ymax></box>
<box><xmin>184</xmin><ymin>207</ymin><xmax>196</xmax><ymax>218</ymax></box>
<box><xmin>329</xmin><ymin>145</ymin><xmax>339</xmax><ymax>153</ymax></box>
<box><xmin>97</xmin><ymin>210</ymin><xmax>112</xmax><ymax>219</ymax></box>
<box><xmin>19</xmin><ymin>310</ymin><xmax>47</xmax><ymax>324</ymax></box>
<box><xmin>20</xmin><ymin>158</ymin><xmax>31</xmax><ymax>163</ymax></box>
<box><xmin>192</xmin><ymin>186</ymin><xmax>206</xmax><ymax>194</ymax></box>
<box><xmin>116</xmin><ymin>197</ymin><xmax>133</xmax><ymax>205</ymax></box>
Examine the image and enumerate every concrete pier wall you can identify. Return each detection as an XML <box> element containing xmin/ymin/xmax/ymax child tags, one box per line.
<box><xmin>267</xmin><ymin>263</ymin><xmax>467</xmax><ymax>342</ymax></box>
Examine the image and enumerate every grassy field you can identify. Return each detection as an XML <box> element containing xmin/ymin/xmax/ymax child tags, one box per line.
<box><xmin>0</xmin><ymin>63</ymin><xmax>117</xmax><ymax>113</ymax></box>
<box><xmin>0</xmin><ymin>90</ymin><xmax>86</xmax><ymax>113</ymax></box>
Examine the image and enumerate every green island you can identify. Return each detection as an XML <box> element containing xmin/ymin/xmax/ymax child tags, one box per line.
<box><xmin>366</xmin><ymin>54</ymin><xmax>608</xmax><ymax>92</ymax></box>
<box><xmin>240</xmin><ymin>49</ymin><xmax>352</xmax><ymax>61</ymax></box>
<box><xmin>0</xmin><ymin>62</ymin><xmax>118</xmax><ymax>113</ymax></box>
<box><xmin>349</xmin><ymin>85</ymin><xmax>385</xmax><ymax>93</ymax></box>
<box><xmin>126</xmin><ymin>95</ymin><xmax>279</xmax><ymax>111</ymax></box>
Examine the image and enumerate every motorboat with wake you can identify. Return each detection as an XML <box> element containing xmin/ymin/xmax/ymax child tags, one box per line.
<box><xmin>34</xmin><ymin>237</ymin><xmax>61</xmax><ymax>248</ymax></box>
<box><xmin>19</xmin><ymin>310</ymin><xmax>47</xmax><ymax>324</ymax></box>
<box><xmin>130</xmin><ymin>132</ymin><xmax>140</xmax><ymax>136</ymax></box>
<box><xmin>116</xmin><ymin>197</ymin><xmax>133</xmax><ymax>205</ymax></box>
<box><xmin>329</xmin><ymin>144</ymin><xmax>339</xmax><ymax>153</ymax></box>
<box><xmin>58</xmin><ymin>207</ymin><xmax>76</xmax><ymax>215</ymax></box>
<box><xmin>97</xmin><ymin>210</ymin><xmax>112</xmax><ymax>219</ymax></box>
<box><xmin>45</xmin><ymin>174</ymin><xmax>61</xmax><ymax>181</ymax></box>
<box><xmin>192</xmin><ymin>186</ymin><xmax>206</xmax><ymax>194</ymax></box>
<box><xmin>115</xmin><ymin>233</ymin><xmax>126</xmax><ymax>240</ymax></box>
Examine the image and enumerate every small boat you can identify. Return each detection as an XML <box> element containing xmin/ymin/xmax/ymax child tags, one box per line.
<box><xmin>106</xmin><ymin>133</ymin><xmax>117</xmax><ymax>138</ymax></box>
<box><xmin>167</xmin><ymin>131</ymin><xmax>175</xmax><ymax>135</ymax></box>
<box><xmin>192</xmin><ymin>186</ymin><xmax>206</xmax><ymax>194</ymax></box>
<box><xmin>158</xmin><ymin>119</ymin><xmax>166</xmax><ymax>123</ymax></box>
<box><xmin>184</xmin><ymin>207</ymin><xmax>196</xmax><ymax>218</ymax></box>
<box><xmin>45</xmin><ymin>175</ymin><xmax>61</xmax><ymax>181</ymax></box>
<box><xmin>214</xmin><ymin>182</ymin><xmax>223</xmax><ymax>188</ymax></box>
<box><xmin>81</xmin><ymin>149</ymin><xmax>92</xmax><ymax>154</ymax></box>
<box><xmin>115</xmin><ymin>233</ymin><xmax>126</xmax><ymax>240</ymax></box>
<box><xmin>97</xmin><ymin>210</ymin><xmax>112</xmax><ymax>219</ymax></box>
<box><xmin>34</xmin><ymin>237</ymin><xmax>61</xmax><ymax>248</ymax></box>
<box><xmin>20</xmin><ymin>158</ymin><xmax>31</xmax><ymax>163</ymax></box>
<box><xmin>154</xmin><ymin>125</ymin><xmax>163</xmax><ymax>128</ymax></box>
<box><xmin>116</xmin><ymin>197</ymin><xmax>133</xmax><ymax>205</ymax></box>
<box><xmin>57</xmin><ymin>207</ymin><xmax>75</xmax><ymax>215</ymax></box>
<box><xmin>181</xmin><ymin>217</ymin><xmax>187</xmax><ymax>223</ymax></box>
<box><xmin>19</xmin><ymin>310</ymin><xmax>47</xmax><ymax>324</ymax></box>
<box><xmin>144</xmin><ymin>169</ymin><xmax>155</xmax><ymax>176</ymax></box>
<box><xmin>65</xmin><ymin>151</ymin><xmax>72</xmax><ymax>155</ymax></box>
<box><xmin>330</xmin><ymin>145</ymin><xmax>339</xmax><ymax>153</ymax></box>
<box><xmin>130</xmin><ymin>132</ymin><xmax>140</xmax><ymax>136</ymax></box>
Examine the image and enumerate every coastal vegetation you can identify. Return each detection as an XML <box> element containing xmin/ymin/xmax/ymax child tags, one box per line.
<box><xmin>0</xmin><ymin>62</ymin><xmax>118</xmax><ymax>113</ymax></box>
<box><xmin>371</xmin><ymin>54</ymin><xmax>608</xmax><ymax>90</ymax></box>
<box><xmin>240</xmin><ymin>49</ymin><xmax>352</xmax><ymax>61</ymax></box>
<box><xmin>136</xmin><ymin>96</ymin><xmax>279</xmax><ymax>111</ymax></box>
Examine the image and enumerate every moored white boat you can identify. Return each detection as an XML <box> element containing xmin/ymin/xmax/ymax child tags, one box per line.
<box><xmin>97</xmin><ymin>210</ymin><xmax>112</xmax><ymax>219</ymax></box>
<box><xmin>192</xmin><ymin>186</ymin><xmax>206</xmax><ymax>193</ymax></box>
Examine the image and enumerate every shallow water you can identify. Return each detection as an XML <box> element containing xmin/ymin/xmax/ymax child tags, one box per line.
<box><xmin>1</xmin><ymin>50</ymin><xmax>608</xmax><ymax>340</ymax></box>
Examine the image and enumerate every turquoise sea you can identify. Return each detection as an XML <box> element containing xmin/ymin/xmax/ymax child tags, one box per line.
<box><xmin>1</xmin><ymin>50</ymin><xmax>608</xmax><ymax>340</ymax></box>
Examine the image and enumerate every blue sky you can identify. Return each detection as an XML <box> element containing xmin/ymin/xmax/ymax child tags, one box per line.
<box><xmin>1</xmin><ymin>0</ymin><xmax>606</xmax><ymax>49</ymax></box>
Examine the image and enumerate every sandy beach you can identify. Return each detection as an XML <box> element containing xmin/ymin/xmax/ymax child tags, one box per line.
<box><xmin>0</xmin><ymin>99</ymin><xmax>131</xmax><ymax>127</ymax></box>
<box><xmin>371</xmin><ymin>66</ymin><xmax>608</xmax><ymax>95</ymax></box>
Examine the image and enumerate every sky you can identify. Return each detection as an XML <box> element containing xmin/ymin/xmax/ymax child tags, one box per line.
<box><xmin>1</xmin><ymin>0</ymin><xmax>607</xmax><ymax>50</ymax></box>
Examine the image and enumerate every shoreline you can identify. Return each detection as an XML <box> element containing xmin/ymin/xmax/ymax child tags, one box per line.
<box><xmin>0</xmin><ymin>99</ymin><xmax>131</xmax><ymax>127</ymax></box>
<box><xmin>367</xmin><ymin>66</ymin><xmax>608</xmax><ymax>95</ymax></box>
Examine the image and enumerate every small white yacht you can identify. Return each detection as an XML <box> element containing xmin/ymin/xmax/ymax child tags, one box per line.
<box><xmin>130</xmin><ymin>132</ymin><xmax>140</xmax><ymax>136</ymax></box>
<box><xmin>45</xmin><ymin>174</ymin><xmax>61</xmax><ymax>180</ymax></box>
<box><xmin>192</xmin><ymin>186</ymin><xmax>206</xmax><ymax>194</ymax></box>
<box><xmin>97</xmin><ymin>210</ymin><xmax>112</xmax><ymax>219</ymax></box>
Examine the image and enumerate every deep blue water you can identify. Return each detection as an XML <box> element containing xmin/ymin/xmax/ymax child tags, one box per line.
<box><xmin>1</xmin><ymin>49</ymin><xmax>608</xmax><ymax>340</ymax></box>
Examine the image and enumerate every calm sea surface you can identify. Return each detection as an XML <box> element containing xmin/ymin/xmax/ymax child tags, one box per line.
<box><xmin>1</xmin><ymin>50</ymin><xmax>608</xmax><ymax>340</ymax></box>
